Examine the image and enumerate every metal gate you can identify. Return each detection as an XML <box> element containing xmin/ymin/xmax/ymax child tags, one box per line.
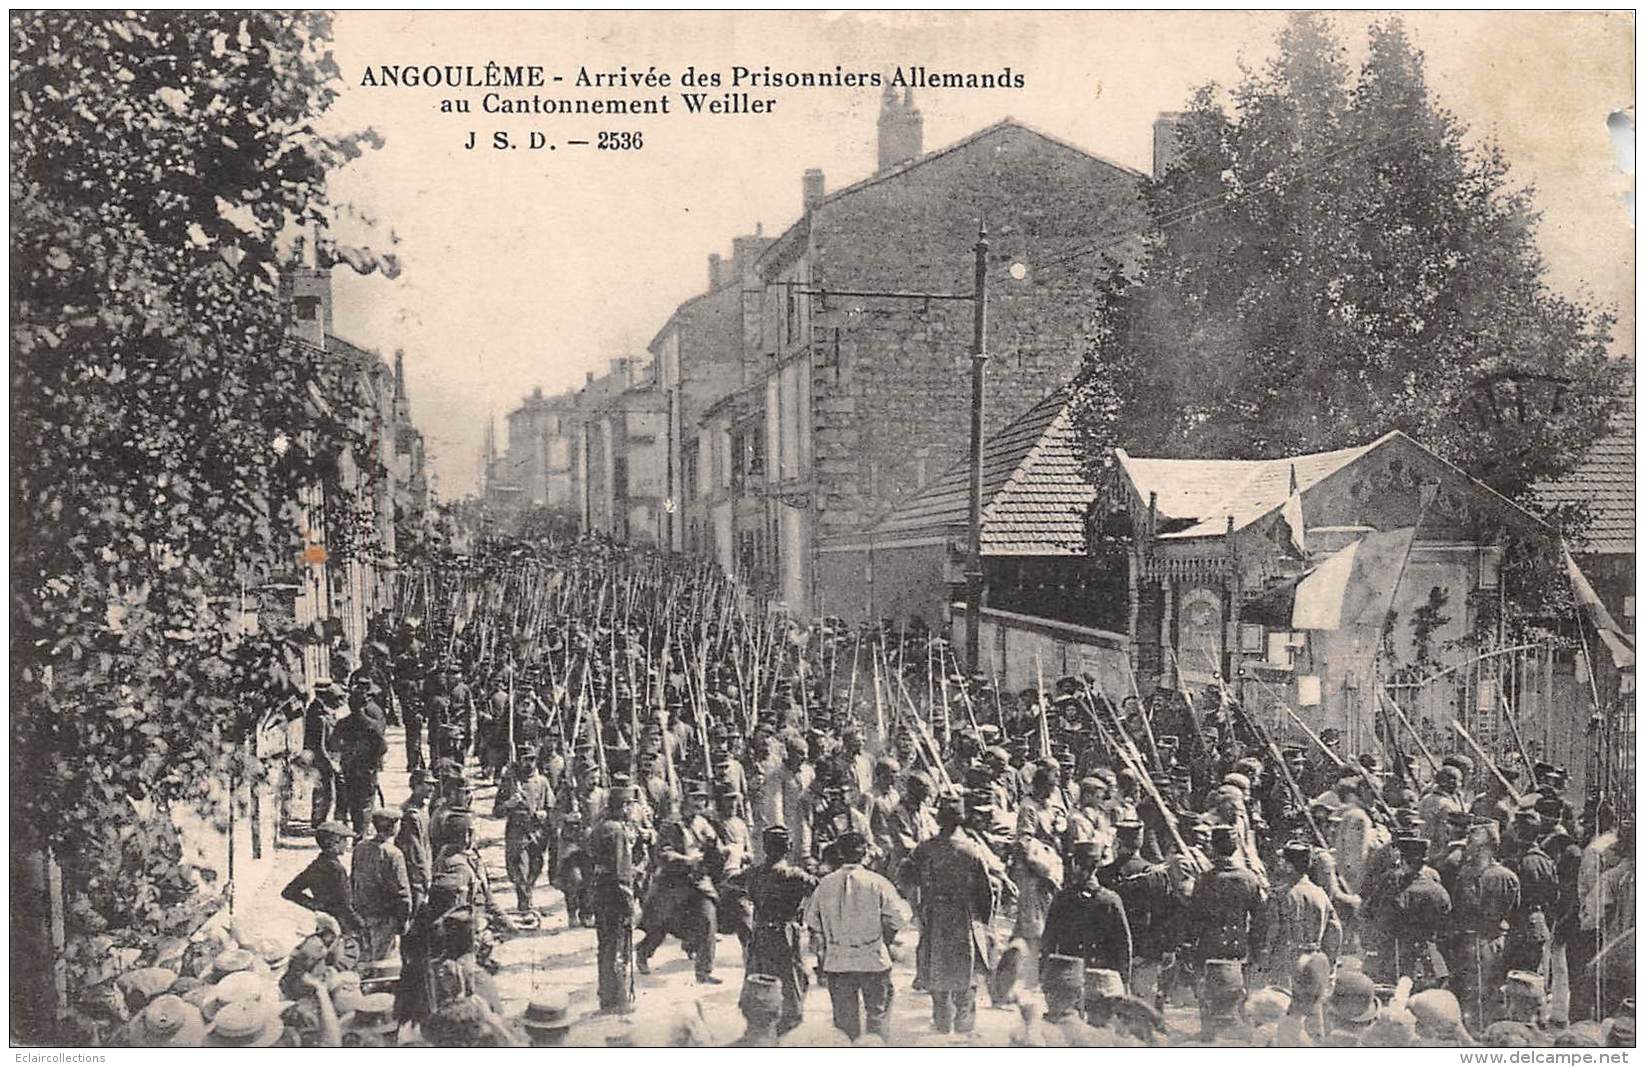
<box><xmin>1383</xmin><ymin>640</ymin><xmax>1608</xmax><ymax>803</ymax></box>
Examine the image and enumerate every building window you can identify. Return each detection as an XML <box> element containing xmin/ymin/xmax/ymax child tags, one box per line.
<box><xmin>730</xmin><ymin>422</ymin><xmax>765</xmax><ymax>492</ymax></box>
<box><xmin>294</xmin><ymin>295</ymin><xmax>321</xmax><ymax>321</ymax></box>
<box><xmin>682</xmin><ymin>441</ymin><xmax>699</xmax><ymax>502</ymax></box>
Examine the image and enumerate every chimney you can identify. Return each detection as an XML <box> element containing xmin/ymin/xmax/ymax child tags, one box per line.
<box><xmin>876</xmin><ymin>85</ymin><xmax>923</xmax><ymax>173</ymax></box>
<box><xmin>708</xmin><ymin>252</ymin><xmax>725</xmax><ymax>290</ymax></box>
<box><xmin>802</xmin><ymin>168</ymin><xmax>826</xmax><ymax>213</ymax></box>
<box><xmin>283</xmin><ymin>262</ymin><xmax>333</xmax><ymax>349</ymax></box>
<box><xmin>1153</xmin><ymin>111</ymin><xmax>1190</xmax><ymax>178</ymax></box>
<box><xmin>731</xmin><ymin>232</ymin><xmax>775</xmax><ymax>282</ymax></box>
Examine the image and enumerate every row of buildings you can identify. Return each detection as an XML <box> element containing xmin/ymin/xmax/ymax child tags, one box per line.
<box><xmin>486</xmin><ymin>87</ymin><xmax>1150</xmax><ymax>610</ymax></box>
<box><xmin>283</xmin><ymin>248</ymin><xmax>432</xmax><ymax>683</ymax></box>
<box><xmin>484</xmin><ymin>90</ymin><xmax>1633</xmax><ymax>791</ymax></box>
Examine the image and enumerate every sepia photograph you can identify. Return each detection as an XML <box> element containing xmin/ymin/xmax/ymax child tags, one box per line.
<box><xmin>8</xmin><ymin>8</ymin><xmax>1637</xmax><ymax>1051</ymax></box>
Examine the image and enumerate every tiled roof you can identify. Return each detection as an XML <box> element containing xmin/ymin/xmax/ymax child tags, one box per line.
<box><xmin>980</xmin><ymin>399</ymin><xmax>1097</xmax><ymax>556</ymax></box>
<box><xmin>1117</xmin><ymin>442</ymin><xmax>1369</xmax><ymax>540</ymax></box>
<box><xmin>1535</xmin><ymin>366</ymin><xmax>1635</xmax><ymax>555</ymax></box>
<box><xmin>871</xmin><ymin>388</ymin><xmax>1095</xmax><ymax>555</ymax></box>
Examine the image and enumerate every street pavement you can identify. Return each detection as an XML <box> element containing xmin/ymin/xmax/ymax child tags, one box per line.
<box><xmin>229</xmin><ymin>725</ymin><xmax>1200</xmax><ymax>1046</ymax></box>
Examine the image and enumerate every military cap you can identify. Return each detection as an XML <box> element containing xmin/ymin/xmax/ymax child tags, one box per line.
<box><xmin>1042</xmin><ymin>954</ymin><xmax>1085</xmax><ymax>997</ymax></box>
<box><xmin>607</xmin><ymin>785</ymin><xmax>634</xmax><ymax>805</ymax></box>
<box><xmin>739</xmin><ymin>974</ymin><xmax>784</xmax><ymax>1020</ymax></box>
<box><xmin>1280</xmin><ymin>841</ymin><xmax>1314</xmax><ymax>868</ymax></box>
<box><xmin>1209</xmin><ymin>824</ymin><xmax>1239</xmax><ymax>856</ymax></box>
<box><xmin>1394</xmin><ymin>833</ymin><xmax>1428</xmax><ymax>857</ymax></box>
<box><xmin>369</xmin><ymin>806</ymin><xmax>401</xmax><ymax>828</ymax></box>
<box><xmin>1085</xmin><ymin>968</ymin><xmax>1125</xmax><ymax>1001</ymax></box>
<box><xmin>1114</xmin><ymin>820</ymin><xmax>1144</xmax><ymax>843</ymax></box>
<box><xmin>762</xmin><ymin>825</ymin><xmax>791</xmax><ymax>850</ymax></box>
<box><xmin>314</xmin><ymin>821</ymin><xmax>356</xmax><ymax>840</ymax></box>
<box><xmin>409</xmin><ymin>768</ymin><xmax>437</xmax><ymax>788</ymax></box>
<box><xmin>443</xmin><ymin>812</ymin><xmax>475</xmax><ymax>837</ymax></box>
<box><xmin>520</xmin><ymin>992</ymin><xmax>571</xmax><ymax>1034</ymax></box>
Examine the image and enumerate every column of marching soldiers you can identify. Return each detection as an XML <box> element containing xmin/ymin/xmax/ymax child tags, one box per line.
<box><xmin>260</xmin><ymin>536</ymin><xmax>1632</xmax><ymax>1048</ymax></box>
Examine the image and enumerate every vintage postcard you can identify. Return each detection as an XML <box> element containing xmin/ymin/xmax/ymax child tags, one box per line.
<box><xmin>9</xmin><ymin>9</ymin><xmax>1636</xmax><ymax>1051</ymax></box>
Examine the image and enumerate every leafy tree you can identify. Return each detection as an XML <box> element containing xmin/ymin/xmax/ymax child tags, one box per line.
<box><xmin>10</xmin><ymin>11</ymin><xmax>390</xmax><ymax>997</ymax></box>
<box><xmin>1070</xmin><ymin>14</ymin><xmax>1623</xmax><ymax>510</ymax></box>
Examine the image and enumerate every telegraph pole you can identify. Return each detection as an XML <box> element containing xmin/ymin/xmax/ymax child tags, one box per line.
<box><xmin>781</xmin><ymin>220</ymin><xmax>1003</xmax><ymax>673</ymax></box>
<box><xmin>965</xmin><ymin>222</ymin><xmax>989</xmax><ymax>673</ymax></box>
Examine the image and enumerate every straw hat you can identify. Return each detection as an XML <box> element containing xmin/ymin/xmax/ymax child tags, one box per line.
<box><xmin>343</xmin><ymin>992</ymin><xmax>398</xmax><ymax>1036</ymax></box>
<box><xmin>206</xmin><ymin>1000</ymin><xmax>284</xmax><ymax>1048</ymax></box>
<box><xmin>520</xmin><ymin>991</ymin><xmax>571</xmax><ymax>1035</ymax></box>
<box><xmin>126</xmin><ymin>994</ymin><xmax>206</xmax><ymax>1048</ymax></box>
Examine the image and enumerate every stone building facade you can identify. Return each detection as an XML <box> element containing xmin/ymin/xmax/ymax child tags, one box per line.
<box><xmin>749</xmin><ymin>108</ymin><xmax>1147</xmax><ymax>618</ymax></box>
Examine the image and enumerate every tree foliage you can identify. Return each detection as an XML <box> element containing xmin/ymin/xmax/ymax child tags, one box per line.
<box><xmin>1069</xmin><ymin>15</ymin><xmax>1623</xmax><ymax>512</ymax></box>
<box><xmin>10</xmin><ymin>11</ymin><xmax>388</xmax><ymax>957</ymax></box>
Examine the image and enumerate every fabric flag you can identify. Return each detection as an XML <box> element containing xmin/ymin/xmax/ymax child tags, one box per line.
<box><xmin>1563</xmin><ymin>540</ymin><xmax>1626</xmax><ymax>638</ymax></box>
<box><xmin>1291</xmin><ymin>527</ymin><xmax>1417</xmax><ymax>631</ymax></box>
<box><xmin>1279</xmin><ymin>462</ymin><xmax>1307</xmax><ymax>556</ymax></box>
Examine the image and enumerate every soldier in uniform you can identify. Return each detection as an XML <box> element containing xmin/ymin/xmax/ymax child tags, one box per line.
<box><xmin>1100</xmin><ymin>821</ymin><xmax>1170</xmax><ymax>1002</ymax></box>
<box><xmin>1259</xmin><ymin>841</ymin><xmax>1337</xmax><ymax>988</ymax></box>
<box><xmin>709</xmin><ymin>782</ymin><xmax>755</xmax><ymax>951</ymax></box>
<box><xmin>1010</xmin><ymin>763</ymin><xmax>1068</xmax><ymax>995</ymax></box>
<box><xmin>744</xmin><ymin>825</ymin><xmax>818</xmax><ymax>1034</ymax></box>
<box><xmin>1041</xmin><ymin>839</ymin><xmax>1133</xmax><ymax>985</ymax></box>
<box><xmin>1189</xmin><ymin>824</ymin><xmax>1268</xmax><ymax>1020</ymax></box>
<box><xmin>589</xmin><ymin>781</ymin><xmax>640</xmax><ymax>1014</ymax></box>
<box><xmin>637</xmin><ymin>784</ymin><xmax>723</xmax><ymax>983</ymax></box>
<box><xmin>906</xmin><ymin>792</ymin><xmax>997</xmax><ymax>1035</ymax></box>
<box><xmin>1505</xmin><ymin>807</ymin><xmax>1559</xmax><ymax>979</ymax></box>
<box><xmin>302</xmin><ymin>682</ymin><xmax>346</xmax><ymax>826</ymax></box>
<box><xmin>875</xmin><ymin>769</ymin><xmax>935</xmax><ymax>894</ymax></box>
<box><xmin>1366</xmin><ymin>833</ymin><xmax>1452</xmax><ymax>989</ymax></box>
<box><xmin>495</xmin><ymin>747</ymin><xmax>553</xmax><ymax>914</ymax></box>
<box><xmin>1419</xmin><ymin>766</ymin><xmax>1466</xmax><ymax>860</ymax></box>
<box><xmin>1448</xmin><ymin>822</ymin><xmax>1521</xmax><ymax>1029</ymax></box>
<box><xmin>397</xmin><ymin>769</ymin><xmax>436</xmax><ymax>912</ymax></box>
